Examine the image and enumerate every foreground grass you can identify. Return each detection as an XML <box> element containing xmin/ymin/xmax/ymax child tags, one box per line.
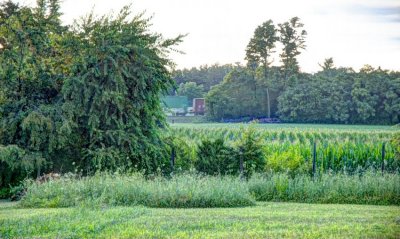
<box><xmin>0</xmin><ymin>201</ymin><xmax>399</xmax><ymax>238</ymax></box>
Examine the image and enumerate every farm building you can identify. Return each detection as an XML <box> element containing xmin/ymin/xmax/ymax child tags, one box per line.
<box><xmin>193</xmin><ymin>98</ymin><xmax>205</xmax><ymax>115</ymax></box>
<box><xmin>161</xmin><ymin>96</ymin><xmax>189</xmax><ymax>116</ymax></box>
<box><xmin>162</xmin><ymin>96</ymin><xmax>206</xmax><ymax>116</ymax></box>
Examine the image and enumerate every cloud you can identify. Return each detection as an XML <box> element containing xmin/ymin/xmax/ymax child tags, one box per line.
<box><xmin>391</xmin><ymin>37</ymin><xmax>400</xmax><ymax>42</ymax></box>
<box><xmin>351</xmin><ymin>5</ymin><xmax>400</xmax><ymax>22</ymax></box>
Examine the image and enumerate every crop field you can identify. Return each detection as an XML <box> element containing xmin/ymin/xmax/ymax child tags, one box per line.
<box><xmin>170</xmin><ymin>123</ymin><xmax>397</xmax><ymax>131</ymax></box>
<box><xmin>169</xmin><ymin>123</ymin><xmax>399</xmax><ymax>173</ymax></box>
<box><xmin>1</xmin><ymin>201</ymin><xmax>399</xmax><ymax>239</ymax></box>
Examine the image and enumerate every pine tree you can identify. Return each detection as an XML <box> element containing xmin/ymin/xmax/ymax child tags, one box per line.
<box><xmin>61</xmin><ymin>6</ymin><xmax>183</xmax><ymax>172</ymax></box>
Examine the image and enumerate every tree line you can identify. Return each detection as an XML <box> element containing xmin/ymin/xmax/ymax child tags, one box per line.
<box><xmin>173</xmin><ymin>18</ymin><xmax>400</xmax><ymax>124</ymax></box>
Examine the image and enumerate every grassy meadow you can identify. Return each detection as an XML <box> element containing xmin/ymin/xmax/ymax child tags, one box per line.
<box><xmin>1</xmin><ymin>201</ymin><xmax>399</xmax><ymax>238</ymax></box>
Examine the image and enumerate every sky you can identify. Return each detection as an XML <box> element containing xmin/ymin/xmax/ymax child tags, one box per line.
<box><xmin>16</xmin><ymin>0</ymin><xmax>400</xmax><ymax>72</ymax></box>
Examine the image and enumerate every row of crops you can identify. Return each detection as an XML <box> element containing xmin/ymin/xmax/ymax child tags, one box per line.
<box><xmin>167</xmin><ymin>125</ymin><xmax>399</xmax><ymax>174</ymax></box>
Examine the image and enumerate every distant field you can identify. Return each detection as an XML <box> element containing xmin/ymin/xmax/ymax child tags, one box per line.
<box><xmin>1</xmin><ymin>201</ymin><xmax>399</xmax><ymax>238</ymax></box>
<box><xmin>168</xmin><ymin>123</ymin><xmax>399</xmax><ymax>173</ymax></box>
<box><xmin>170</xmin><ymin>123</ymin><xmax>397</xmax><ymax>132</ymax></box>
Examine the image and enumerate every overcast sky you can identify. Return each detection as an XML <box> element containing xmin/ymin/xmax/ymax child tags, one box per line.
<box><xmin>17</xmin><ymin>0</ymin><xmax>400</xmax><ymax>72</ymax></box>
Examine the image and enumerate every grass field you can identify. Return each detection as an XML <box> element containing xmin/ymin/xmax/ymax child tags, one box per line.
<box><xmin>1</xmin><ymin>201</ymin><xmax>399</xmax><ymax>238</ymax></box>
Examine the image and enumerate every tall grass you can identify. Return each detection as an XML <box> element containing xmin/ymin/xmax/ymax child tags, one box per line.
<box><xmin>19</xmin><ymin>171</ymin><xmax>400</xmax><ymax>208</ymax></box>
<box><xmin>248</xmin><ymin>171</ymin><xmax>400</xmax><ymax>205</ymax></box>
<box><xmin>20</xmin><ymin>173</ymin><xmax>255</xmax><ymax>208</ymax></box>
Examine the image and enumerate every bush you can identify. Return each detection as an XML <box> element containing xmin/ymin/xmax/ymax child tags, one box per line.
<box><xmin>265</xmin><ymin>147</ymin><xmax>307</xmax><ymax>175</ymax></box>
<box><xmin>20</xmin><ymin>173</ymin><xmax>255</xmax><ymax>208</ymax></box>
<box><xmin>163</xmin><ymin>134</ymin><xmax>196</xmax><ymax>174</ymax></box>
<box><xmin>195</xmin><ymin>138</ymin><xmax>236</xmax><ymax>175</ymax></box>
<box><xmin>234</xmin><ymin>125</ymin><xmax>265</xmax><ymax>178</ymax></box>
<box><xmin>248</xmin><ymin>171</ymin><xmax>400</xmax><ymax>205</ymax></box>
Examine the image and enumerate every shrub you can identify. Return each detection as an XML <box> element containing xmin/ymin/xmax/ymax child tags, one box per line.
<box><xmin>195</xmin><ymin>138</ymin><xmax>236</xmax><ymax>175</ymax></box>
<box><xmin>265</xmin><ymin>147</ymin><xmax>307</xmax><ymax>175</ymax></box>
<box><xmin>234</xmin><ymin>125</ymin><xmax>265</xmax><ymax>178</ymax></box>
<box><xmin>163</xmin><ymin>134</ymin><xmax>196</xmax><ymax>174</ymax></box>
<box><xmin>20</xmin><ymin>173</ymin><xmax>255</xmax><ymax>208</ymax></box>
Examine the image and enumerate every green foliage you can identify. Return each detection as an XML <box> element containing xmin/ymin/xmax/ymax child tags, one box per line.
<box><xmin>195</xmin><ymin>138</ymin><xmax>236</xmax><ymax>175</ymax></box>
<box><xmin>206</xmin><ymin>68</ymin><xmax>265</xmax><ymax>119</ymax></box>
<box><xmin>18</xmin><ymin>171</ymin><xmax>400</xmax><ymax>208</ymax></box>
<box><xmin>173</xmin><ymin>64</ymin><xmax>235</xmax><ymax>91</ymax></box>
<box><xmin>234</xmin><ymin>125</ymin><xmax>265</xmax><ymax>178</ymax></box>
<box><xmin>20</xmin><ymin>173</ymin><xmax>255</xmax><ymax>208</ymax></box>
<box><xmin>163</xmin><ymin>133</ymin><xmax>196</xmax><ymax>173</ymax></box>
<box><xmin>392</xmin><ymin>131</ymin><xmax>400</xmax><ymax>162</ymax></box>
<box><xmin>202</xmin><ymin>17</ymin><xmax>399</xmax><ymax>125</ymax></box>
<box><xmin>0</xmin><ymin>1</ymin><xmax>183</xmax><ymax>190</ymax></box>
<box><xmin>277</xmin><ymin>68</ymin><xmax>400</xmax><ymax>124</ymax></box>
<box><xmin>278</xmin><ymin>17</ymin><xmax>307</xmax><ymax>78</ymax></box>
<box><xmin>245</xmin><ymin>20</ymin><xmax>279</xmax><ymax>118</ymax></box>
<box><xmin>248</xmin><ymin>171</ymin><xmax>400</xmax><ymax>205</ymax></box>
<box><xmin>0</xmin><ymin>0</ymin><xmax>68</xmax><ymax>188</ymax></box>
<box><xmin>245</xmin><ymin>20</ymin><xmax>278</xmax><ymax>70</ymax></box>
<box><xmin>265</xmin><ymin>147</ymin><xmax>306</xmax><ymax>175</ymax></box>
<box><xmin>61</xmin><ymin>6</ymin><xmax>183</xmax><ymax>173</ymax></box>
<box><xmin>175</xmin><ymin>125</ymin><xmax>265</xmax><ymax>177</ymax></box>
<box><xmin>319</xmin><ymin>57</ymin><xmax>335</xmax><ymax>72</ymax></box>
<box><xmin>176</xmin><ymin>81</ymin><xmax>204</xmax><ymax>104</ymax></box>
<box><xmin>170</xmin><ymin>124</ymin><xmax>399</xmax><ymax>174</ymax></box>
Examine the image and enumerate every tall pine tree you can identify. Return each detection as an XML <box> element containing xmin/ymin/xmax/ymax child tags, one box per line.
<box><xmin>61</xmin><ymin>6</ymin><xmax>183</xmax><ymax>172</ymax></box>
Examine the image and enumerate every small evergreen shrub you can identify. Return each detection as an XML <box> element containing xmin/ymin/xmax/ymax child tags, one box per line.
<box><xmin>234</xmin><ymin>126</ymin><xmax>265</xmax><ymax>178</ymax></box>
<box><xmin>195</xmin><ymin>138</ymin><xmax>236</xmax><ymax>175</ymax></box>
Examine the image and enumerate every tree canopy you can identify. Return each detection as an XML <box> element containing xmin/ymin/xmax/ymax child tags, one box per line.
<box><xmin>206</xmin><ymin>18</ymin><xmax>399</xmax><ymax>124</ymax></box>
<box><xmin>0</xmin><ymin>0</ymin><xmax>182</xmax><ymax>189</ymax></box>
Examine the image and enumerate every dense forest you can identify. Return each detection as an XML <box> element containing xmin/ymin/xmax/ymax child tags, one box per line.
<box><xmin>172</xmin><ymin>19</ymin><xmax>400</xmax><ymax>124</ymax></box>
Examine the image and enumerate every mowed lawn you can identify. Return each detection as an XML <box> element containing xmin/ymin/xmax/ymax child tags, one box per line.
<box><xmin>1</xmin><ymin>201</ymin><xmax>399</xmax><ymax>239</ymax></box>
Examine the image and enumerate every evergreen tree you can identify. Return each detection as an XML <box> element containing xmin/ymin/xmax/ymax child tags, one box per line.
<box><xmin>0</xmin><ymin>0</ymin><xmax>68</xmax><ymax>187</ymax></box>
<box><xmin>61</xmin><ymin>6</ymin><xmax>183</xmax><ymax>172</ymax></box>
<box><xmin>278</xmin><ymin>17</ymin><xmax>307</xmax><ymax>80</ymax></box>
<box><xmin>245</xmin><ymin>20</ymin><xmax>279</xmax><ymax>118</ymax></box>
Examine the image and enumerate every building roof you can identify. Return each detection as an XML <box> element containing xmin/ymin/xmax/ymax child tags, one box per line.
<box><xmin>161</xmin><ymin>96</ymin><xmax>189</xmax><ymax>109</ymax></box>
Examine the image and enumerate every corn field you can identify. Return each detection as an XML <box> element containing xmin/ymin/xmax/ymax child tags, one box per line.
<box><xmin>168</xmin><ymin>124</ymin><xmax>399</xmax><ymax>173</ymax></box>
